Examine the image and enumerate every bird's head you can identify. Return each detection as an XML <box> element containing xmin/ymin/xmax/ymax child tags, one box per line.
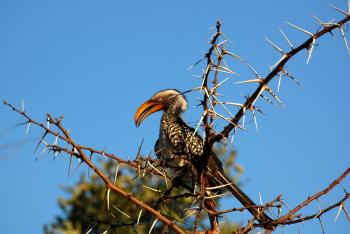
<box><xmin>134</xmin><ymin>89</ymin><xmax>187</xmax><ymax>127</ymax></box>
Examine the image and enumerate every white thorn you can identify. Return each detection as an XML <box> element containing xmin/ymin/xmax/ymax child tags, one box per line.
<box><xmin>35</xmin><ymin>145</ymin><xmax>48</xmax><ymax>161</ymax></box>
<box><xmin>271</xmin><ymin>54</ymin><xmax>287</xmax><ymax>69</ymax></box>
<box><xmin>260</xmin><ymin>94</ymin><xmax>278</xmax><ymax>107</ymax></box>
<box><xmin>148</xmin><ymin>219</ymin><xmax>158</xmax><ymax>234</ymax></box>
<box><xmin>251</xmin><ymin>108</ymin><xmax>259</xmax><ymax>132</ymax></box>
<box><xmin>339</xmin><ymin>26</ymin><xmax>350</xmax><ymax>55</ymax></box>
<box><xmin>113</xmin><ymin>163</ymin><xmax>120</xmax><ymax>185</ymax></box>
<box><xmin>142</xmin><ymin>185</ymin><xmax>163</xmax><ymax>193</ymax></box>
<box><xmin>224</xmin><ymin>50</ymin><xmax>241</xmax><ymax>60</ymax></box>
<box><xmin>282</xmin><ymin>69</ymin><xmax>304</xmax><ymax>88</ymax></box>
<box><xmin>235</xmin><ymin>79</ymin><xmax>262</xmax><ymax>85</ymax></box>
<box><xmin>222</xmin><ymin>102</ymin><xmax>243</xmax><ymax>107</ymax></box>
<box><xmin>203</xmin><ymin>88</ymin><xmax>216</xmax><ymax>115</ymax></box>
<box><xmin>279</xmin><ymin>27</ymin><xmax>293</xmax><ymax>49</ymax></box>
<box><xmin>306</xmin><ymin>38</ymin><xmax>316</xmax><ymax>65</ymax></box>
<box><xmin>217</xmin><ymin>39</ymin><xmax>228</xmax><ymax>46</ymax></box>
<box><xmin>335</xmin><ymin>204</ymin><xmax>343</xmax><ymax>222</ymax></box>
<box><xmin>211</xmin><ymin>77</ymin><xmax>230</xmax><ymax>92</ymax></box>
<box><xmin>25</xmin><ymin>122</ymin><xmax>31</xmax><ymax>135</ymax></box>
<box><xmin>312</xmin><ymin>15</ymin><xmax>327</xmax><ymax>26</ymax></box>
<box><xmin>21</xmin><ymin>99</ymin><xmax>25</xmax><ymax>112</ymax></box>
<box><xmin>210</xmin><ymin>92</ymin><xmax>234</xmax><ymax>117</ymax></box>
<box><xmin>277</xmin><ymin>72</ymin><xmax>282</xmax><ymax>92</ymax></box>
<box><xmin>54</xmin><ymin>135</ymin><xmax>58</xmax><ymax>145</ymax></box>
<box><xmin>183</xmin><ymin>210</ymin><xmax>197</xmax><ymax>219</ymax></box>
<box><xmin>106</xmin><ymin>188</ymin><xmax>110</xmax><ymax>211</ymax></box>
<box><xmin>46</xmin><ymin>117</ymin><xmax>50</xmax><ymax>129</ymax></box>
<box><xmin>137</xmin><ymin>209</ymin><xmax>143</xmax><ymax>227</ymax></box>
<box><xmin>187</xmin><ymin>57</ymin><xmax>205</xmax><ymax>70</ymax></box>
<box><xmin>266</xmin><ymin>86</ymin><xmax>286</xmax><ymax>109</ymax></box>
<box><xmin>221</xmin><ymin>32</ymin><xmax>234</xmax><ymax>45</ymax></box>
<box><xmin>147</xmin><ymin>161</ymin><xmax>167</xmax><ymax>182</ymax></box>
<box><xmin>114</xmin><ymin>206</ymin><xmax>132</xmax><ymax>219</ymax></box>
<box><xmin>285</xmin><ymin>21</ymin><xmax>314</xmax><ymax>36</ymax></box>
<box><xmin>265</xmin><ymin>37</ymin><xmax>285</xmax><ymax>54</ymax></box>
<box><xmin>205</xmin><ymin>192</ymin><xmax>230</xmax><ymax>199</ymax></box>
<box><xmin>259</xmin><ymin>192</ymin><xmax>263</xmax><ymax>205</ymax></box>
<box><xmin>206</xmin><ymin>182</ymin><xmax>234</xmax><ymax>190</ymax></box>
<box><xmin>193</xmin><ymin>110</ymin><xmax>206</xmax><ymax>137</ymax></box>
<box><xmin>242</xmin><ymin>112</ymin><xmax>246</xmax><ymax>128</ymax></box>
<box><xmin>329</xmin><ymin>4</ymin><xmax>349</xmax><ymax>16</ymax></box>
<box><xmin>212</xmin><ymin>67</ymin><xmax>239</xmax><ymax>76</ymax></box>
<box><xmin>246</xmin><ymin>62</ymin><xmax>262</xmax><ymax>78</ymax></box>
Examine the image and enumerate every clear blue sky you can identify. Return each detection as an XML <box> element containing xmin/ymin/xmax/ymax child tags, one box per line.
<box><xmin>0</xmin><ymin>0</ymin><xmax>349</xmax><ymax>233</ymax></box>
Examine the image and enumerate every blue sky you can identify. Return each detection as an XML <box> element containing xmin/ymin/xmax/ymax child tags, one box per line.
<box><xmin>0</xmin><ymin>0</ymin><xmax>349</xmax><ymax>233</ymax></box>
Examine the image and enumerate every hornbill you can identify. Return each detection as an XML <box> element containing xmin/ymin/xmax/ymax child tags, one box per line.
<box><xmin>134</xmin><ymin>89</ymin><xmax>271</xmax><ymax>224</ymax></box>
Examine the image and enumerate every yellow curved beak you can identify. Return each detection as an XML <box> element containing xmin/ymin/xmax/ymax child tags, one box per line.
<box><xmin>134</xmin><ymin>100</ymin><xmax>164</xmax><ymax>127</ymax></box>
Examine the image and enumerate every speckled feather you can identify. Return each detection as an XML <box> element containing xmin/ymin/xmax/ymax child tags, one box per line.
<box><xmin>148</xmin><ymin>89</ymin><xmax>271</xmax><ymax>223</ymax></box>
<box><xmin>157</xmin><ymin>111</ymin><xmax>203</xmax><ymax>159</ymax></box>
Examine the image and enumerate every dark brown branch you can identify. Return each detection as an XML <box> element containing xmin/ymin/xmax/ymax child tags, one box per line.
<box><xmin>278</xmin><ymin>193</ymin><xmax>349</xmax><ymax>225</ymax></box>
<box><xmin>202</xmin><ymin>20</ymin><xmax>222</xmax><ymax>138</ymax></box>
<box><xmin>51</xmin><ymin>114</ymin><xmax>185</xmax><ymax>234</ymax></box>
<box><xmin>210</xmin><ymin>14</ymin><xmax>350</xmax><ymax>145</ymax></box>
<box><xmin>272</xmin><ymin>167</ymin><xmax>350</xmax><ymax>225</ymax></box>
<box><xmin>3</xmin><ymin>101</ymin><xmax>169</xmax><ymax>180</ymax></box>
<box><xmin>3</xmin><ymin>101</ymin><xmax>185</xmax><ymax>234</ymax></box>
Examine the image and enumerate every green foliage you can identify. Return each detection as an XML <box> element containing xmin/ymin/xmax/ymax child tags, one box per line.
<box><xmin>44</xmin><ymin>148</ymin><xmax>242</xmax><ymax>233</ymax></box>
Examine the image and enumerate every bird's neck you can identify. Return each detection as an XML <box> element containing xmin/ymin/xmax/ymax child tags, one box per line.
<box><xmin>160</xmin><ymin>108</ymin><xmax>182</xmax><ymax>132</ymax></box>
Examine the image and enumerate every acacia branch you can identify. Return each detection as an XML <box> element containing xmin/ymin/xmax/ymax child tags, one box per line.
<box><xmin>210</xmin><ymin>14</ymin><xmax>350</xmax><ymax>144</ymax></box>
<box><xmin>3</xmin><ymin>101</ymin><xmax>185</xmax><ymax>234</ymax></box>
<box><xmin>272</xmin><ymin>167</ymin><xmax>350</xmax><ymax>225</ymax></box>
<box><xmin>3</xmin><ymin>101</ymin><xmax>170</xmax><ymax>180</ymax></box>
<box><xmin>241</xmin><ymin>167</ymin><xmax>350</xmax><ymax>232</ymax></box>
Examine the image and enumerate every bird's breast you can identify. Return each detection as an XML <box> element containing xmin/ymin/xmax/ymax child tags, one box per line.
<box><xmin>158</xmin><ymin>132</ymin><xmax>174</xmax><ymax>159</ymax></box>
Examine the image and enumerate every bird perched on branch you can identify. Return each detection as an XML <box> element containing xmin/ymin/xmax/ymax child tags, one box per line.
<box><xmin>134</xmin><ymin>89</ymin><xmax>271</xmax><ymax>224</ymax></box>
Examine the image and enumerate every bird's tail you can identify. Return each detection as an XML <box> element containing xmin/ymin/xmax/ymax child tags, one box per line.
<box><xmin>206</xmin><ymin>153</ymin><xmax>272</xmax><ymax>224</ymax></box>
<box><xmin>216</xmin><ymin>170</ymin><xmax>272</xmax><ymax>224</ymax></box>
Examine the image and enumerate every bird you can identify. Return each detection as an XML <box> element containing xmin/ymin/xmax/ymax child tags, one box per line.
<box><xmin>134</xmin><ymin>89</ymin><xmax>271</xmax><ymax>224</ymax></box>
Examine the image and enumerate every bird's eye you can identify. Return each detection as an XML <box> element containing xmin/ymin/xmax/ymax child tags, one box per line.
<box><xmin>157</xmin><ymin>97</ymin><xmax>162</xmax><ymax>103</ymax></box>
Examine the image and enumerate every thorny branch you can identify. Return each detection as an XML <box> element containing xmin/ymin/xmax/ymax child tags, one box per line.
<box><xmin>3</xmin><ymin>101</ymin><xmax>185</xmax><ymax>234</ymax></box>
<box><xmin>241</xmin><ymin>167</ymin><xmax>350</xmax><ymax>233</ymax></box>
<box><xmin>191</xmin><ymin>3</ymin><xmax>350</xmax><ymax>233</ymax></box>
<box><xmin>3</xmin><ymin>3</ymin><xmax>350</xmax><ymax>234</ymax></box>
<box><xmin>208</xmin><ymin>13</ymin><xmax>350</xmax><ymax>146</ymax></box>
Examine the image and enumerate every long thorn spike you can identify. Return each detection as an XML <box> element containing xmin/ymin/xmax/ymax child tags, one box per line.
<box><xmin>33</xmin><ymin>131</ymin><xmax>48</xmax><ymax>154</ymax></box>
<box><xmin>266</xmin><ymin>86</ymin><xmax>286</xmax><ymax>109</ymax></box>
<box><xmin>235</xmin><ymin>79</ymin><xmax>262</xmax><ymax>85</ymax></box>
<box><xmin>246</xmin><ymin>62</ymin><xmax>261</xmax><ymax>78</ymax></box>
<box><xmin>277</xmin><ymin>72</ymin><xmax>282</xmax><ymax>92</ymax></box>
<box><xmin>271</xmin><ymin>55</ymin><xmax>287</xmax><ymax>69</ymax></box>
<box><xmin>250</xmin><ymin>108</ymin><xmax>259</xmax><ymax>132</ymax></box>
<box><xmin>329</xmin><ymin>4</ymin><xmax>349</xmax><ymax>16</ymax></box>
<box><xmin>137</xmin><ymin>209</ymin><xmax>143</xmax><ymax>227</ymax></box>
<box><xmin>306</xmin><ymin>38</ymin><xmax>316</xmax><ymax>65</ymax></box>
<box><xmin>265</xmin><ymin>37</ymin><xmax>285</xmax><ymax>54</ymax></box>
<box><xmin>285</xmin><ymin>21</ymin><xmax>314</xmax><ymax>36</ymax></box>
<box><xmin>312</xmin><ymin>15</ymin><xmax>324</xmax><ymax>25</ymax></box>
<box><xmin>148</xmin><ymin>219</ymin><xmax>158</xmax><ymax>234</ymax></box>
<box><xmin>279</xmin><ymin>27</ymin><xmax>293</xmax><ymax>49</ymax></box>
<box><xmin>335</xmin><ymin>204</ymin><xmax>343</xmax><ymax>222</ymax></box>
<box><xmin>25</xmin><ymin>122</ymin><xmax>31</xmax><ymax>135</ymax></box>
<box><xmin>339</xmin><ymin>27</ymin><xmax>350</xmax><ymax>55</ymax></box>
